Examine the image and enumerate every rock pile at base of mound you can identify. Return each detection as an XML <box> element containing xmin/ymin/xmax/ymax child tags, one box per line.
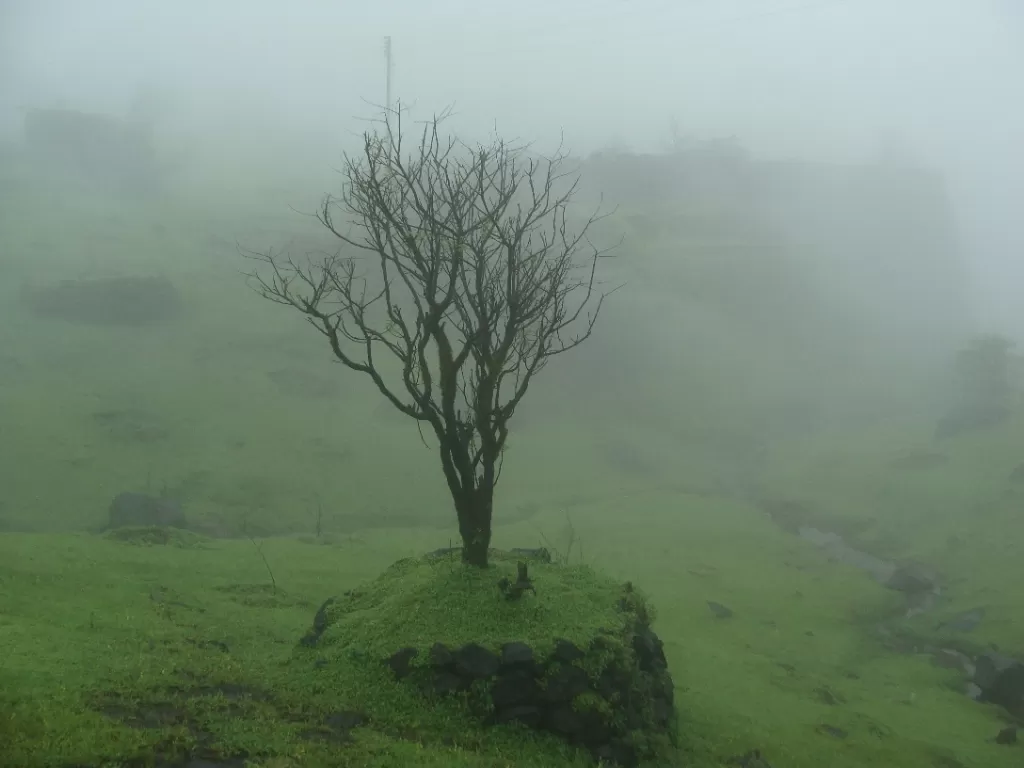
<box><xmin>385</xmin><ymin>614</ymin><xmax>675</xmax><ymax>767</ymax></box>
<box><xmin>302</xmin><ymin>549</ymin><xmax>680</xmax><ymax>766</ymax></box>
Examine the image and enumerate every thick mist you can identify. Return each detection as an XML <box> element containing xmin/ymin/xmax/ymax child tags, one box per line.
<box><xmin>3</xmin><ymin>2</ymin><xmax>1024</xmax><ymax>766</ymax></box>
<box><xmin>3</xmin><ymin>0</ymin><xmax>1023</xmax><ymax>333</ymax></box>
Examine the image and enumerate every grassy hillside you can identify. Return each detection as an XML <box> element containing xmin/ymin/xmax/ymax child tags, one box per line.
<box><xmin>761</xmin><ymin>413</ymin><xmax>1024</xmax><ymax>654</ymax></box>
<box><xmin>2</xmin><ymin>495</ymin><xmax>1018</xmax><ymax>767</ymax></box>
<box><xmin>1</xmin><ymin>146</ymin><xmax>1020</xmax><ymax>766</ymax></box>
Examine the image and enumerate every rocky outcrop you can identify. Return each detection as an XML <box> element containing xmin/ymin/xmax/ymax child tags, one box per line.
<box><xmin>381</xmin><ymin>584</ymin><xmax>676</xmax><ymax>767</ymax></box>
<box><xmin>302</xmin><ymin>550</ymin><xmax>680</xmax><ymax>766</ymax></box>
<box><xmin>973</xmin><ymin>651</ymin><xmax>1024</xmax><ymax>716</ymax></box>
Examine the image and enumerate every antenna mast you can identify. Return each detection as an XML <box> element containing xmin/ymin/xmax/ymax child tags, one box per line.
<box><xmin>383</xmin><ymin>36</ymin><xmax>393</xmax><ymax>111</ymax></box>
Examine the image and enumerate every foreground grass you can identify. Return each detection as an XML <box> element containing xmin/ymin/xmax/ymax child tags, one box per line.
<box><xmin>0</xmin><ymin>530</ymin><xmax>593</xmax><ymax>767</ymax></box>
<box><xmin>1</xmin><ymin>495</ymin><xmax>1018</xmax><ymax>767</ymax></box>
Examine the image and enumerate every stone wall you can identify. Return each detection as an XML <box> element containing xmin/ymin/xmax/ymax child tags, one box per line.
<box><xmin>383</xmin><ymin>583</ymin><xmax>676</xmax><ymax>767</ymax></box>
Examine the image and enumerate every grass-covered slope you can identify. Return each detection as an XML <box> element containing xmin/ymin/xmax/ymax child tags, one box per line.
<box><xmin>0</xmin><ymin>532</ymin><xmax>603</xmax><ymax>767</ymax></box>
<box><xmin>1</xmin><ymin>150</ymin><xmax>1020</xmax><ymax>767</ymax></box>
<box><xmin>1</xmin><ymin>495</ymin><xmax>1019</xmax><ymax>767</ymax></box>
<box><xmin>761</xmin><ymin>414</ymin><xmax>1024</xmax><ymax>654</ymax></box>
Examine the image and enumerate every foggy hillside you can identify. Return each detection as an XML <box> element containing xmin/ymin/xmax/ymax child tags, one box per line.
<box><xmin>2</xmin><ymin>2</ymin><xmax>1024</xmax><ymax>767</ymax></box>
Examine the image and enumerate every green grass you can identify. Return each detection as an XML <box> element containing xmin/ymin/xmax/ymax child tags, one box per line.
<box><xmin>2</xmin><ymin>496</ymin><xmax>1019</xmax><ymax>767</ymax></box>
<box><xmin>760</xmin><ymin>414</ymin><xmax>1024</xmax><ymax>653</ymax></box>
<box><xmin>2</xmin><ymin>159</ymin><xmax>1022</xmax><ymax>766</ymax></box>
<box><xmin>318</xmin><ymin>551</ymin><xmax>629</xmax><ymax>656</ymax></box>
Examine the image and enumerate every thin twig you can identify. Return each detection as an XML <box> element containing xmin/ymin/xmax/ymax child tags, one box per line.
<box><xmin>248</xmin><ymin>536</ymin><xmax>277</xmax><ymax>594</ymax></box>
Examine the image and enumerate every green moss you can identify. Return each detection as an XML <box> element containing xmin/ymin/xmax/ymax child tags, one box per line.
<box><xmin>318</xmin><ymin>550</ymin><xmax>629</xmax><ymax>657</ymax></box>
<box><xmin>571</xmin><ymin>691</ymin><xmax>614</xmax><ymax>718</ymax></box>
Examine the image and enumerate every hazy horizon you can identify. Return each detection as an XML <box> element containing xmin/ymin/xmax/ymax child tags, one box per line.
<box><xmin>2</xmin><ymin>0</ymin><xmax>1023</xmax><ymax>328</ymax></box>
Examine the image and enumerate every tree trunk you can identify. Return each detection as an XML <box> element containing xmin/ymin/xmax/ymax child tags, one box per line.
<box><xmin>455</xmin><ymin>485</ymin><xmax>494</xmax><ymax>567</ymax></box>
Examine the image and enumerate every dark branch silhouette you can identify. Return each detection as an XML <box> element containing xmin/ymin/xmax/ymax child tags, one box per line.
<box><xmin>245</xmin><ymin>104</ymin><xmax>616</xmax><ymax>567</ymax></box>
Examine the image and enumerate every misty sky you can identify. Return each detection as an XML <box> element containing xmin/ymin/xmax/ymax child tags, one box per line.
<box><xmin>1</xmin><ymin>0</ymin><xmax>1022</xmax><ymax>326</ymax></box>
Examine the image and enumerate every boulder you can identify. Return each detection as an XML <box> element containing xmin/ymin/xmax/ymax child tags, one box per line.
<box><xmin>973</xmin><ymin>652</ymin><xmax>1024</xmax><ymax>715</ymax></box>
<box><xmin>107</xmin><ymin>492</ymin><xmax>186</xmax><ymax>530</ymax></box>
<box><xmin>884</xmin><ymin>563</ymin><xmax>939</xmax><ymax>595</ymax></box>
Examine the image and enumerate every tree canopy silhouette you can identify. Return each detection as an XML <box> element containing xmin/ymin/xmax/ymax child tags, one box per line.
<box><xmin>247</xmin><ymin>106</ymin><xmax>615</xmax><ymax>567</ymax></box>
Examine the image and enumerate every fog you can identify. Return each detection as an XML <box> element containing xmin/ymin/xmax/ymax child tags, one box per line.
<box><xmin>3</xmin><ymin>0</ymin><xmax>1023</xmax><ymax>326</ymax></box>
<box><xmin>3</xmin><ymin>2</ymin><xmax>1024</xmax><ymax>765</ymax></box>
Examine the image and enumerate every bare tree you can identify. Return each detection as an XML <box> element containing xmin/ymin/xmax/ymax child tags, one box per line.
<box><xmin>246</xmin><ymin>106</ymin><xmax>616</xmax><ymax>568</ymax></box>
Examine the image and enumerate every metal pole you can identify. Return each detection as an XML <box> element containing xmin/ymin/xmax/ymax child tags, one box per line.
<box><xmin>384</xmin><ymin>36</ymin><xmax>393</xmax><ymax>111</ymax></box>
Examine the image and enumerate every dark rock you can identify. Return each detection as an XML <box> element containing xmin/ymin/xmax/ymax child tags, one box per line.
<box><xmin>491</xmin><ymin>670</ymin><xmax>541</xmax><ymax>710</ymax></box>
<box><xmin>707</xmin><ymin>600</ymin><xmax>734</xmax><ymax>619</ymax></box>
<box><xmin>546</xmin><ymin>704</ymin><xmax>587</xmax><ymax>739</ymax></box>
<box><xmin>432</xmin><ymin>671</ymin><xmax>467</xmax><ymax>695</ymax></box>
<box><xmin>300</xmin><ymin>597</ymin><xmax>337</xmax><ymax>648</ymax></box>
<box><xmin>312</xmin><ymin>597</ymin><xmax>335</xmax><ymax>635</ymax></box>
<box><xmin>454</xmin><ymin>643</ymin><xmax>500</xmax><ymax>679</ymax></box>
<box><xmin>543</xmin><ymin>663</ymin><xmax>591</xmax><ymax>704</ymax></box>
<box><xmin>974</xmin><ymin>651</ymin><xmax>1019</xmax><ymax>690</ymax></box>
<box><xmin>759</xmin><ymin>498</ymin><xmax>813</xmax><ymax>533</ymax></box>
<box><xmin>497</xmin><ymin>561</ymin><xmax>536</xmax><ymax>601</ymax></box>
<box><xmin>935</xmin><ymin>404</ymin><xmax>1009</xmax><ymax>440</ymax></box>
<box><xmin>383</xmin><ymin>609</ymin><xmax>676</xmax><ymax>765</ymax></box>
<box><xmin>974</xmin><ymin>653</ymin><xmax>1024</xmax><ymax>713</ymax></box>
<box><xmin>551</xmin><ymin>638</ymin><xmax>585</xmax><ymax>663</ymax></box>
<box><xmin>885</xmin><ymin>564</ymin><xmax>938</xmax><ymax>594</ymax></box>
<box><xmin>995</xmin><ymin>726</ymin><xmax>1017</xmax><ymax>745</ymax></box>
<box><xmin>816</xmin><ymin>724</ymin><xmax>847</xmax><ymax>739</ymax></box>
<box><xmin>108</xmin><ymin>492</ymin><xmax>186</xmax><ymax>529</ymax></box>
<box><xmin>593</xmin><ymin>740</ymin><xmax>639</xmax><ymax>768</ymax></box>
<box><xmin>501</xmin><ymin>641</ymin><xmax>535</xmax><ymax>668</ymax></box>
<box><xmin>387</xmin><ymin>647</ymin><xmax>418</xmax><ymax>679</ymax></box>
<box><xmin>651</xmin><ymin>695</ymin><xmax>673</xmax><ymax>726</ymax></box>
<box><xmin>21</xmin><ymin>275</ymin><xmax>182</xmax><ymax>326</ymax></box>
<box><xmin>546</xmin><ymin>705</ymin><xmax>608</xmax><ymax>745</ymax></box>
<box><xmin>308</xmin><ymin>710</ymin><xmax>366</xmax><ymax>744</ymax></box>
<box><xmin>429</xmin><ymin>642</ymin><xmax>454</xmax><ymax>668</ymax></box>
<box><xmin>633</xmin><ymin>626</ymin><xmax>667</xmax><ymax>672</ymax></box>
<box><xmin>815</xmin><ymin>686</ymin><xmax>844</xmax><ymax>705</ymax></box>
<box><xmin>1009</xmin><ymin>463</ymin><xmax>1024</xmax><ymax>483</ymax></box>
<box><xmin>936</xmin><ymin>608</ymin><xmax>985</xmax><ymax>633</ymax></box>
<box><xmin>597</xmin><ymin>663</ymin><xmax>634</xmax><ymax>700</ymax></box>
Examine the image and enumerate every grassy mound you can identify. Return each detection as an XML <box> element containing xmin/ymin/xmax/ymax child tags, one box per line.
<box><xmin>316</xmin><ymin>550</ymin><xmax>627</xmax><ymax>655</ymax></box>
<box><xmin>308</xmin><ymin>550</ymin><xmax>679</xmax><ymax>766</ymax></box>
